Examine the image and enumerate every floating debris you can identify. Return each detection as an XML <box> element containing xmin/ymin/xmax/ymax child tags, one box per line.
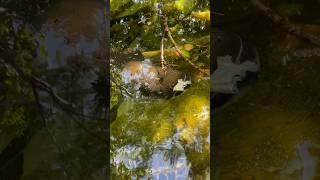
<box><xmin>173</xmin><ymin>79</ymin><xmax>192</xmax><ymax>92</ymax></box>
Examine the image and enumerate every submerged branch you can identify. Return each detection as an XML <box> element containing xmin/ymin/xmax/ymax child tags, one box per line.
<box><xmin>251</xmin><ymin>0</ymin><xmax>320</xmax><ymax>46</ymax></box>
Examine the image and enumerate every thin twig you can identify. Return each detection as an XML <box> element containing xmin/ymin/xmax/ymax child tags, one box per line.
<box><xmin>33</xmin><ymin>76</ymin><xmax>105</xmax><ymax>120</ymax></box>
<box><xmin>162</xmin><ymin>16</ymin><xmax>210</xmax><ymax>76</ymax></box>
<box><xmin>1</xmin><ymin>59</ymin><xmax>104</xmax><ymax>121</ymax></box>
<box><xmin>160</xmin><ymin>31</ymin><xmax>167</xmax><ymax>72</ymax></box>
<box><xmin>159</xmin><ymin>1</ymin><xmax>168</xmax><ymax>73</ymax></box>
<box><xmin>2</xmin><ymin>58</ymin><xmax>104</xmax><ymax>121</ymax></box>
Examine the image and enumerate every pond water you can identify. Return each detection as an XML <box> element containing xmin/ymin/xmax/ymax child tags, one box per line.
<box><xmin>110</xmin><ymin>79</ymin><xmax>210</xmax><ymax>179</ymax></box>
<box><xmin>1</xmin><ymin>0</ymin><xmax>107</xmax><ymax>179</ymax></box>
<box><xmin>110</xmin><ymin>0</ymin><xmax>210</xmax><ymax>179</ymax></box>
<box><xmin>4</xmin><ymin>0</ymin><xmax>318</xmax><ymax>179</ymax></box>
<box><xmin>213</xmin><ymin>0</ymin><xmax>320</xmax><ymax>179</ymax></box>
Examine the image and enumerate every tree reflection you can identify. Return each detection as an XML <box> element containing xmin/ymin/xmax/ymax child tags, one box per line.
<box><xmin>1</xmin><ymin>0</ymin><xmax>108</xmax><ymax>179</ymax></box>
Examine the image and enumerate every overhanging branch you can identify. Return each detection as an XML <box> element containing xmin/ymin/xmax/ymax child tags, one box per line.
<box><xmin>251</xmin><ymin>0</ymin><xmax>320</xmax><ymax>46</ymax></box>
<box><xmin>1</xmin><ymin>58</ymin><xmax>105</xmax><ymax>122</ymax></box>
<box><xmin>161</xmin><ymin>15</ymin><xmax>210</xmax><ymax>76</ymax></box>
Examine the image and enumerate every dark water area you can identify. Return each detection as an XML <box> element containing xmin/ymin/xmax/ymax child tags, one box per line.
<box><xmin>213</xmin><ymin>0</ymin><xmax>320</xmax><ymax>179</ymax></box>
<box><xmin>0</xmin><ymin>0</ymin><xmax>107</xmax><ymax>179</ymax></box>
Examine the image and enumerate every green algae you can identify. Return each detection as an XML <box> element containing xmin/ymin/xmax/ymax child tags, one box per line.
<box><xmin>111</xmin><ymin>80</ymin><xmax>210</xmax><ymax>144</ymax></box>
<box><xmin>111</xmin><ymin>80</ymin><xmax>210</xmax><ymax>177</ymax></box>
